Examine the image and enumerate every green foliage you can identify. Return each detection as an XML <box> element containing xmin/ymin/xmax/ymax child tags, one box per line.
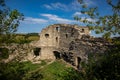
<box><xmin>40</xmin><ymin>60</ymin><xmax>47</xmax><ymax>66</ymax></box>
<box><xmin>0</xmin><ymin>1</ymin><xmax>24</xmax><ymax>34</ymax></box>
<box><xmin>0</xmin><ymin>33</ymin><xmax>39</xmax><ymax>44</ymax></box>
<box><xmin>23</xmin><ymin>70</ymin><xmax>43</xmax><ymax>80</ymax></box>
<box><xmin>13</xmin><ymin>34</ymin><xmax>39</xmax><ymax>44</ymax></box>
<box><xmin>0</xmin><ymin>61</ymin><xmax>29</xmax><ymax>80</ymax></box>
<box><xmin>75</xmin><ymin>0</ymin><xmax>120</xmax><ymax>38</ymax></box>
<box><xmin>22</xmin><ymin>61</ymin><xmax>47</xmax><ymax>80</ymax></box>
<box><xmin>0</xmin><ymin>38</ymin><xmax>119</xmax><ymax>80</ymax></box>
<box><xmin>88</xmin><ymin>44</ymin><xmax>120</xmax><ymax>80</ymax></box>
<box><xmin>0</xmin><ymin>48</ymin><xmax>9</xmax><ymax>59</ymax></box>
<box><xmin>78</xmin><ymin>39</ymin><xmax>120</xmax><ymax>80</ymax></box>
<box><xmin>39</xmin><ymin>60</ymin><xmax>83</xmax><ymax>80</ymax></box>
<box><xmin>26</xmin><ymin>33</ymin><xmax>39</xmax><ymax>36</ymax></box>
<box><xmin>22</xmin><ymin>61</ymin><xmax>40</xmax><ymax>71</ymax></box>
<box><xmin>0</xmin><ymin>61</ymin><xmax>45</xmax><ymax>80</ymax></box>
<box><xmin>0</xmin><ymin>0</ymin><xmax>24</xmax><ymax>44</ymax></box>
<box><xmin>55</xmin><ymin>67</ymin><xmax>83</xmax><ymax>80</ymax></box>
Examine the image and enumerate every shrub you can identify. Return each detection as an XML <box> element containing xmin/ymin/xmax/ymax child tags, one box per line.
<box><xmin>0</xmin><ymin>48</ymin><xmax>9</xmax><ymax>59</ymax></box>
<box><xmin>0</xmin><ymin>61</ymin><xmax>29</xmax><ymax>80</ymax></box>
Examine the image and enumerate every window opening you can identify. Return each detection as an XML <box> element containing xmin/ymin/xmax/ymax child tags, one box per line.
<box><xmin>33</xmin><ymin>48</ymin><xmax>41</xmax><ymax>56</ymax></box>
<box><xmin>56</xmin><ymin>27</ymin><xmax>60</xmax><ymax>32</ymax></box>
<box><xmin>45</xmin><ymin>34</ymin><xmax>49</xmax><ymax>38</ymax></box>
<box><xmin>66</xmin><ymin>34</ymin><xmax>68</xmax><ymax>38</ymax></box>
<box><xmin>81</xmin><ymin>29</ymin><xmax>84</xmax><ymax>33</ymax></box>
<box><xmin>56</xmin><ymin>37</ymin><xmax>58</xmax><ymax>42</ymax></box>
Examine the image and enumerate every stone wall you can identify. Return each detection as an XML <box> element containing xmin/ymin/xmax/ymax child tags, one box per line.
<box><xmin>34</xmin><ymin>24</ymin><xmax>113</xmax><ymax>69</ymax></box>
<box><xmin>0</xmin><ymin>24</ymin><xmax>114</xmax><ymax>69</ymax></box>
<box><xmin>37</xmin><ymin>25</ymin><xmax>60</xmax><ymax>47</ymax></box>
<box><xmin>0</xmin><ymin>43</ymin><xmax>36</xmax><ymax>62</ymax></box>
<box><xmin>36</xmin><ymin>24</ymin><xmax>90</xmax><ymax>60</ymax></box>
<box><xmin>40</xmin><ymin>47</ymin><xmax>56</xmax><ymax>60</ymax></box>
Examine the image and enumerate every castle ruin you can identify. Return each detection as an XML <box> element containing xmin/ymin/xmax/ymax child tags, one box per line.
<box><xmin>33</xmin><ymin>24</ymin><xmax>109</xmax><ymax>68</ymax></box>
<box><xmin>1</xmin><ymin>24</ymin><xmax>112</xmax><ymax>69</ymax></box>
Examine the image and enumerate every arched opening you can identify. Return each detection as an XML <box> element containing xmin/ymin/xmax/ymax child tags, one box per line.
<box><xmin>62</xmin><ymin>52</ymin><xmax>69</xmax><ymax>62</ymax></box>
<box><xmin>65</xmin><ymin>34</ymin><xmax>68</xmax><ymax>38</ymax></box>
<box><xmin>75</xmin><ymin>57</ymin><xmax>81</xmax><ymax>69</ymax></box>
<box><xmin>33</xmin><ymin>48</ymin><xmax>41</xmax><ymax>56</ymax></box>
<box><xmin>81</xmin><ymin>29</ymin><xmax>84</xmax><ymax>33</ymax></box>
<box><xmin>45</xmin><ymin>34</ymin><xmax>49</xmax><ymax>38</ymax></box>
<box><xmin>53</xmin><ymin>51</ymin><xmax>61</xmax><ymax>59</ymax></box>
<box><xmin>56</xmin><ymin>37</ymin><xmax>58</xmax><ymax>42</ymax></box>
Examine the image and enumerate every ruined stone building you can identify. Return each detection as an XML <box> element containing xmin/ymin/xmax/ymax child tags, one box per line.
<box><xmin>1</xmin><ymin>24</ymin><xmax>112</xmax><ymax>69</ymax></box>
<box><xmin>32</xmin><ymin>24</ymin><xmax>112</xmax><ymax>68</ymax></box>
<box><xmin>32</xmin><ymin>24</ymin><xmax>89</xmax><ymax>67</ymax></box>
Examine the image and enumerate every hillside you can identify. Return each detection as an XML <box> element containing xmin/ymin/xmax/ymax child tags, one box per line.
<box><xmin>0</xmin><ymin>59</ymin><xmax>81</xmax><ymax>80</ymax></box>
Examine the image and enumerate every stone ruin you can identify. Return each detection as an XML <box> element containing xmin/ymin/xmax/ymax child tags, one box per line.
<box><xmin>0</xmin><ymin>24</ymin><xmax>113</xmax><ymax>69</ymax></box>
<box><xmin>32</xmin><ymin>24</ymin><xmax>112</xmax><ymax>69</ymax></box>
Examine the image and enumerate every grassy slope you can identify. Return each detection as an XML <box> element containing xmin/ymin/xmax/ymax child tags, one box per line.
<box><xmin>41</xmin><ymin>60</ymin><xmax>68</xmax><ymax>80</ymax></box>
<box><xmin>23</xmin><ymin>60</ymin><xmax>73</xmax><ymax>80</ymax></box>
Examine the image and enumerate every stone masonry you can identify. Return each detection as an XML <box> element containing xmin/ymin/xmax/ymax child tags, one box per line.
<box><xmin>32</xmin><ymin>24</ymin><xmax>113</xmax><ymax>69</ymax></box>
<box><xmin>0</xmin><ymin>24</ymin><xmax>113</xmax><ymax>69</ymax></box>
<box><xmin>32</xmin><ymin>24</ymin><xmax>91</xmax><ymax>67</ymax></box>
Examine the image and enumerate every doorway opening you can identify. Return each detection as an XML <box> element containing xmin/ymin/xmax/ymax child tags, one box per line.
<box><xmin>53</xmin><ymin>51</ymin><xmax>61</xmax><ymax>59</ymax></box>
<box><xmin>33</xmin><ymin>48</ymin><xmax>41</xmax><ymax>56</ymax></box>
<box><xmin>76</xmin><ymin>57</ymin><xmax>81</xmax><ymax>69</ymax></box>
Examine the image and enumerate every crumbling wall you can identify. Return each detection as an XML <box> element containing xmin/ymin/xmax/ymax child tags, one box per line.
<box><xmin>0</xmin><ymin>43</ymin><xmax>35</xmax><ymax>62</ymax></box>
<box><xmin>59</xmin><ymin>25</ymin><xmax>79</xmax><ymax>48</ymax></box>
<box><xmin>40</xmin><ymin>47</ymin><xmax>56</xmax><ymax>60</ymax></box>
<box><xmin>0</xmin><ymin>24</ymin><xmax>112</xmax><ymax>68</ymax></box>
<box><xmin>36</xmin><ymin>24</ymin><xmax>90</xmax><ymax>60</ymax></box>
<box><xmin>38</xmin><ymin>25</ymin><xmax>60</xmax><ymax>47</ymax></box>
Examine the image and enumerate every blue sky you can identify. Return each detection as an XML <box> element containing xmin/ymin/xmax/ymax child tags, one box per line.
<box><xmin>6</xmin><ymin>0</ymin><xmax>117</xmax><ymax>37</ymax></box>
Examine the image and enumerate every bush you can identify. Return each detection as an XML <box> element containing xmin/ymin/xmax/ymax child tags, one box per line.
<box><xmin>79</xmin><ymin>40</ymin><xmax>120</xmax><ymax>80</ymax></box>
<box><xmin>0</xmin><ymin>48</ymin><xmax>9</xmax><ymax>59</ymax></box>
<box><xmin>55</xmin><ymin>67</ymin><xmax>83</xmax><ymax>80</ymax></box>
<box><xmin>0</xmin><ymin>61</ymin><xmax>29</xmax><ymax>80</ymax></box>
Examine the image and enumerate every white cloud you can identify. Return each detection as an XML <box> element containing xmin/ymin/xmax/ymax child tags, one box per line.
<box><xmin>41</xmin><ymin>13</ymin><xmax>75</xmax><ymax>23</ymax></box>
<box><xmin>84</xmin><ymin>0</ymin><xmax>95</xmax><ymax>6</ymax></box>
<box><xmin>73</xmin><ymin>12</ymin><xmax>82</xmax><ymax>16</ymax></box>
<box><xmin>81</xmin><ymin>17</ymin><xmax>96</xmax><ymax>22</ymax></box>
<box><xmin>23</xmin><ymin>17</ymin><xmax>48</xmax><ymax>24</ymax></box>
<box><xmin>43</xmin><ymin>0</ymin><xmax>95</xmax><ymax>11</ymax></box>
<box><xmin>43</xmin><ymin>0</ymin><xmax>81</xmax><ymax>11</ymax></box>
<box><xmin>44</xmin><ymin>4</ymin><xmax>53</xmax><ymax>9</ymax></box>
<box><xmin>44</xmin><ymin>2</ymin><xmax>69</xmax><ymax>11</ymax></box>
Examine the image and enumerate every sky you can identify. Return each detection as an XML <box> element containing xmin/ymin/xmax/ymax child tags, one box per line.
<box><xmin>5</xmin><ymin>0</ymin><xmax>117</xmax><ymax>37</ymax></box>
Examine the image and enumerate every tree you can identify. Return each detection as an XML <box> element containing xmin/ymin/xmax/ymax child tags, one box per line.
<box><xmin>75</xmin><ymin>0</ymin><xmax>120</xmax><ymax>38</ymax></box>
<box><xmin>0</xmin><ymin>0</ymin><xmax>24</xmax><ymax>43</ymax></box>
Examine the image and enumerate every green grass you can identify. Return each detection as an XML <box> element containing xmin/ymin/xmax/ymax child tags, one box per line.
<box><xmin>40</xmin><ymin>60</ymin><xmax>70</xmax><ymax>80</ymax></box>
<box><xmin>22</xmin><ymin>60</ymin><xmax>68</xmax><ymax>80</ymax></box>
<box><xmin>22</xmin><ymin>60</ymin><xmax>46</xmax><ymax>71</ymax></box>
<box><xmin>0</xmin><ymin>59</ymin><xmax>79</xmax><ymax>80</ymax></box>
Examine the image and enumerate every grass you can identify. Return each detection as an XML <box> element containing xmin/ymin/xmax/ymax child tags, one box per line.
<box><xmin>21</xmin><ymin>60</ymin><xmax>68</xmax><ymax>80</ymax></box>
<box><xmin>22</xmin><ymin>60</ymin><xmax>46</xmax><ymax>71</ymax></box>
<box><xmin>0</xmin><ymin>59</ymin><xmax>78</xmax><ymax>80</ymax></box>
<box><xmin>14</xmin><ymin>60</ymin><xmax>77</xmax><ymax>80</ymax></box>
<box><xmin>40</xmin><ymin>60</ymin><xmax>70</xmax><ymax>80</ymax></box>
